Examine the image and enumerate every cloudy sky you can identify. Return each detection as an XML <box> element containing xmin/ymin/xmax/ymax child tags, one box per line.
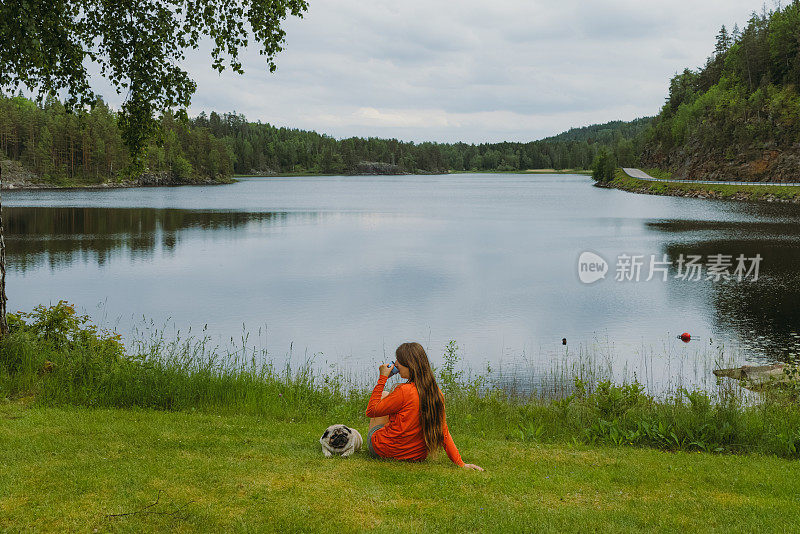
<box><xmin>105</xmin><ymin>0</ymin><xmax>769</xmax><ymax>143</ymax></box>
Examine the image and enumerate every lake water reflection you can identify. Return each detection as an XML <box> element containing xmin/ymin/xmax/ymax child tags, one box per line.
<box><xmin>7</xmin><ymin>174</ymin><xmax>800</xmax><ymax>393</ymax></box>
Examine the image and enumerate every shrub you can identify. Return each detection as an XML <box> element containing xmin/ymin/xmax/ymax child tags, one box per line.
<box><xmin>591</xmin><ymin>149</ymin><xmax>616</xmax><ymax>182</ymax></box>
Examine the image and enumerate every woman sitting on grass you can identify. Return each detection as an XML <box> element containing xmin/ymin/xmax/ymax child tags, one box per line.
<box><xmin>366</xmin><ymin>342</ymin><xmax>484</xmax><ymax>471</ymax></box>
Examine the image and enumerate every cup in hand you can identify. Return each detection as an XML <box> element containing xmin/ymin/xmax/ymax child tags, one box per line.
<box><xmin>388</xmin><ymin>362</ymin><xmax>400</xmax><ymax>377</ymax></box>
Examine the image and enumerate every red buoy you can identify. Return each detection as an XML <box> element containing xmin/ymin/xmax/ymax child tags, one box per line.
<box><xmin>679</xmin><ymin>332</ymin><xmax>691</xmax><ymax>343</ymax></box>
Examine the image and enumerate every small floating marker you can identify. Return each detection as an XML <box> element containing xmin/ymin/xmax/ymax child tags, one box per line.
<box><xmin>678</xmin><ymin>332</ymin><xmax>691</xmax><ymax>343</ymax></box>
<box><xmin>562</xmin><ymin>338</ymin><xmax>567</xmax><ymax>345</ymax></box>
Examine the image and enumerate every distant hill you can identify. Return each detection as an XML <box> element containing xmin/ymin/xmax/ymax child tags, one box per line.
<box><xmin>193</xmin><ymin>112</ymin><xmax>650</xmax><ymax>175</ymax></box>
<box><xmin>642</xmin><ymin>3</ymin><xmax>800</xmax><ymax>182</ymax></box>
<box><xmin>542</xmin><ymin>117</ymin><xmax>653</xmax><ymax>145</ymax></box>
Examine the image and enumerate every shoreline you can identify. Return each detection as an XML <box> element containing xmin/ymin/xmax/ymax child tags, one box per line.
<box><xmin>2</xmin><ymin>177</ymin><xmax>236</xmax><ymax>192</ymax></box>
<box><xmin>2</xmin><ymin>170</ymin><xmax>589</xmax><ymax>190</ymax></box>
<box><xmin>0</xmin><ymin>159</ymin><xmax>236</xmax><ymax>191</ymax></box>
<box><xmin>601</xmin><ymin>168</ymin><xmax>800</xmax><ymax>203</ymax></box>
<box><xmin>234</xmin><ymin>169</ymin><xmax>593</xmax><ymax>178</ymax></box>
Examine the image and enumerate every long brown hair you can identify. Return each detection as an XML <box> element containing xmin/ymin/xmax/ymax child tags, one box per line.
<box><xmin>395</xmin><ymin>342</ymin><xmax>445</xmax><ymax>455</ymax></box>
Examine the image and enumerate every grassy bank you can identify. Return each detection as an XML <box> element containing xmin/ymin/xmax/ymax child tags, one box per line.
<box><xmin>4</xmin><ymin>402</ymin><xmax>800</xmax><ymax>533</ymax></box>
<box><xmin>5</xmin><ymin>303</ymin><xmax>800</xmax><ymax>459</ymax></box>
<box><xmin>5</xmin><ymin>303</ymin><xmax>800</xmax><ymax>530</ymax></box>
<box><xmin>605</xmin><ymin>168</ymin><xmax>800</xmax><ymax>202</ymax></box>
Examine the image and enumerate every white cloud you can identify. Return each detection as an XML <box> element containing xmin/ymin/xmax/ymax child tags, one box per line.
<box><xmin>91</xmin><ymin>0</ymin><xmax>765</xmax><ymax>142</ymax></box>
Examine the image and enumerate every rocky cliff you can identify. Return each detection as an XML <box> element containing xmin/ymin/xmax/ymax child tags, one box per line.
<box><xmin>642</xmin><ymin>142</ymin><xmax>800</xmax><ymax>183</ymax></box>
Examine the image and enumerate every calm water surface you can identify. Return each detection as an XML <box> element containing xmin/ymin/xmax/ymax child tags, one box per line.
<box><xmin>8</xmin><ymin>174</ymin><xmax>800</xmax><ymax>392</ymax></box>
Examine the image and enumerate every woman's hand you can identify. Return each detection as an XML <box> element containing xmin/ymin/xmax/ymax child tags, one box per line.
<box><xmin>462</xmin><ymin>463</ymin><xmax>484</xmax><ymax>471</ymax></box>
<box><xmin>379</xmin><ymin>363</ymin><xmax>393</xmax><ymax>377</ymax></box>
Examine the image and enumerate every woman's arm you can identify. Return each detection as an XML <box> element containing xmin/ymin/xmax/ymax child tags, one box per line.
<box><xmin>443</xmin><ymin>415</ymin><xmax>484</xmax><ymax>471</ymax></box>
<box><xmin>442</xmin><ymin>418</ymin><xmax>466</xmax><ymax>467</ymax></box>
<box><xmin>365</xmin><ymin>375</ymin><xmax>405</xmax><ymax>418</ymax></box>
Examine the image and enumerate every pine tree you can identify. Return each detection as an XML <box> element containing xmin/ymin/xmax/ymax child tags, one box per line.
<box><xmin>715</xmin><ymin>25</ymin><xmax>732</xmax><ymax>55</ymax></box>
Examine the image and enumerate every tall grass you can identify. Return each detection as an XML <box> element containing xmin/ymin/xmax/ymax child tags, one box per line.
<box><xmin>4</xmin><ymin>302</ymin><xmax>800</xmax><ymax>458</ymax></box>
<box><xmin>0</xmin><ymin>302</ymin><xmax>364</xmax><ymax>421</ymax></box>
<box><xmin>490</xmin><ymin>334</ymin><xmax>750</xmax><ymax>401</ymax></box>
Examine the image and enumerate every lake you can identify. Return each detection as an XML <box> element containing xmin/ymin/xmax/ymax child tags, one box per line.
<box><xmin>7</xmin><ymin>174</ymin><xmax>800</xmax><ymax>393</ymax></box>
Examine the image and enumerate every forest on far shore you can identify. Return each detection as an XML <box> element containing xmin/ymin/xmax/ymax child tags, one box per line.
<box><xmin>0</xmin><ymin>92</ymin><xmax>647</xmax><ymax>184</ymax></box>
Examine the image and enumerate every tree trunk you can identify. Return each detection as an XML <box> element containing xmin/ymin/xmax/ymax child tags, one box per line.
<box><xmin>0</xmin><ymin>163</ymin><xmax>8</xmax><ymax>337</ymax></box>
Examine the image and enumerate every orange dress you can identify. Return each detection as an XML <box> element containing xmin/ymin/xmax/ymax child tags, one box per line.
<box><xmin>365</xmin><ymin>374</ymin><xmax>464</xmax><ymax>466</ymax></box>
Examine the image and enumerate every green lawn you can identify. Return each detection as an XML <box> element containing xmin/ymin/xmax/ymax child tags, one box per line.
<box><xmin>2</xmin><ymin>402</ymin><xmax>799</xmax><ymax>533</ymax></box>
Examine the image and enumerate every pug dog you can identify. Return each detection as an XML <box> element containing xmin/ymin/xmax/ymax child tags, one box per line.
<box><xmin>320</xmin><ymin>424</ymin><xmax>362</xmax><ymax>458</ymax></box>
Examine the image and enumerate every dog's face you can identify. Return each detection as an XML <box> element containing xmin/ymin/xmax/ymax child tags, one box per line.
<box><xmin>326</xmin><ymin>426</ymin><xmax>352</xmax><ymax>449</ymax></box>
<box><xmin>320</xmin><ymin>424</ymin><xmax>362</xmax><ymax>457</ymax></box>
